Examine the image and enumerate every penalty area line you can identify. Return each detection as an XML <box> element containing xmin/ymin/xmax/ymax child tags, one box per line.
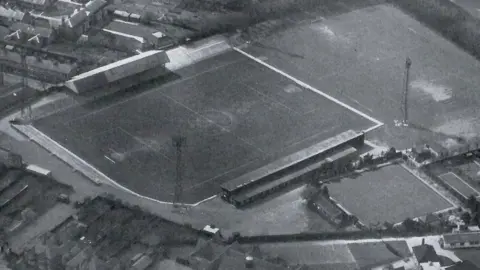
<box><xmin>233</xmin><ymin>47</ymin><xmax>384</xmax><ymax>129</ymax></box>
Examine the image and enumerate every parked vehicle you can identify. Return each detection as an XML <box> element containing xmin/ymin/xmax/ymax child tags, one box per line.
<box><xmin>57</xmin><ymin>194</ymin><xmax>70</xmax><ymax>204</ymax></box>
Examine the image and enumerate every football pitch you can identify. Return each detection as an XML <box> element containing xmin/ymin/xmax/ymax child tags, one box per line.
<box><xmin>33</xmin><ymin>50</ymin><xmax>377</xmax><ymax>203</ymax></box>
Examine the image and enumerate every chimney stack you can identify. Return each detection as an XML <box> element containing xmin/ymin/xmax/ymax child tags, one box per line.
<box><xmin>245</xmin><ymin>256</ymin><xmax>253</xmax><ymax>269</ymax></box>
<box><xmin>422</xmin><ymin>238</ymin><xmax>425</xmax><ymax>245</ymax></box>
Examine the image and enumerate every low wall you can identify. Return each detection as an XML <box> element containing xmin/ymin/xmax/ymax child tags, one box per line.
<box><xmin>235</xmin><ymin>230</ymin><xmax>435</xmax><ymax>244</ymax></box>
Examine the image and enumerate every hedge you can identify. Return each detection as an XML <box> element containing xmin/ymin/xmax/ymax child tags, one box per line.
<box><xmin>393</xmin><ymin>0</ymin><xmax>480</xmax><ymax>61</ymax></box>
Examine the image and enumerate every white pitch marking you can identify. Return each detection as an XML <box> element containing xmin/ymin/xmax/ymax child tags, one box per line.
<box><xmin>192</xmin><ymin>195</ymin><xmax>217</xmax><ymax>206</ymax></box>
<box><xmin>473</xmin><ymin>160</ymin><xmax>480</xmax><ymax>168</ymax></box>
<box><xmin>190</xmin><ymin>40</ymin><xmax>226</xmax><ymax>54</ymax></box>
<box><xmin>233</xmin><ymin>47</ymin><xmax>384</xmax><ymax>130</ymax></box>
<box><xmin>445</xmin><ymin>171</ymin><xmax>480</xmax><ymax>195</ymax></box>
<box><xmin>104</xmin><ymin>155</ymin><xmax>116</xmax><ymax>164</ymax></box>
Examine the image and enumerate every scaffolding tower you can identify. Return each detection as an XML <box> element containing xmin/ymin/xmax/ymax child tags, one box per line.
<box><xmin>402</xmin><ymin>57</ymin><xmax>412</xmax><ymax>125</ymax></box>
<box><xmin>20</xmin><ymin>50</ymin><xmax>32</xmax><ymax>120</ymax></box>
<box><xmin>172</xmin><ymin>135</ymin><xmax>186</xmax><ymax>209</ymax></box>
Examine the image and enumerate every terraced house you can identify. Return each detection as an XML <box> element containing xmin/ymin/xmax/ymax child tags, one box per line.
<box><xmin>441</xmin><ymin>231</ymin><xmax>480</xmax><ymax>249</ymax></box>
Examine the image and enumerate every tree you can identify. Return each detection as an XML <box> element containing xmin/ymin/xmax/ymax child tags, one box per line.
<box><xmin>467</xmin><ymin>195</ymin><xmax>477</xmax><ymax>211</ymax></box>
<box><xmin>301</xmin><ymin>184</ymin><xmax>319</xmax><ymax>201</ymax></box>
<box><xmin>141</xmin><ymin>11</ymin><xmax>156</xmax><ymax>25</ymax></box>
<box><xmin>461</xmin><ymin>212</ymin><xmax>472</xmax><ymax>225</ymax></box>
<box><xmin>322</xmin><ymin>186</ymin><xmax>329</xmax><ymax>197</ymax></box>
<box><xmin>403</xmin><ymin>218</ymin><xmax>418</xmax><ymax>232</ymax></box>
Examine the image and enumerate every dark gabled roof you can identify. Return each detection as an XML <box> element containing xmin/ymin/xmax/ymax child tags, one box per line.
<box><xmin>425</xmin><ymin>213</ymin><xmax>441</xmax><ymax>224</ymax></box>
<box><xmin>412</xmin><ymin>244</ymin><xmax>440</xmax><ymax>263</ymax></box>
<box><xmin>449</xmin><ymin>260</ymin><xmax>480</xmax><ymax>270</ymax></box>
<box><xmin>348</xmin><ymin>241</ymin><xmax>412</xmax><ymax>270</ymax></box>
<box><xmin>191</xmin><ymin>241</ymin><xmax>228</xmax><ymax>261</ymax></box>
<box><xmin>10</xmin><ymin>22</ymin><xmax>52</xmax><ymax>38</ymax></box>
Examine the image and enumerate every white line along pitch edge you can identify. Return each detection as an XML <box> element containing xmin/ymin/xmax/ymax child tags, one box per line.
<box><xmin>233</xmin><ymin>47</ymin><xmax>384</xmax><ymax>132</ymax></box>
<box><xmin>445</xmin><ymin>171</ymin><xmax>480</xmax><ymax>195</ymax></box>
<box><xmin>23</xmin><ymin>124</ymin><xmax>216</xmax><ymax>207</ymax></box>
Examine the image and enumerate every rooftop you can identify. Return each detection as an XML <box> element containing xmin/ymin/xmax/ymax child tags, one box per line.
<box><xmin>443</xmin><ymin>231</ymin><xmax>480</xmax><ymax>244</ymax></box>
<box><xmin>0</xmin><ymin>6</ymin><xmax>25</xmax><ymax>21</ymax></box>
<box><xmin>85</xmin><ymin>0</ymin><xmax>107</xmax><ymax>14</ymax></box>
<box><xmin>65</xmin><ymin>50</ymin><xmax>169</xmax><ymax>93</ymax></box>
<box><xmin>412</xmin><ymin>244</ymin><xmax>440</xmax><ymax>264</ymax></box>
<box><xmin>10</xmin><ymin>22</ymin><xmax>53</xmax><ymax>38</ymax></box>
<box><xmin>66</xmin><ymin>8</ymin><xmax>88</xmax><ymax>28</ymax></box>
<box><xmin>18</xmin><ymin>0</ymin><xmax>50</xmax><ymax>6</ymax></box>
<box><xmin>221</xmin><ymin>129</ymin><xmax>360</xmax><ymax>192</ymax></box>
<box><xmin>154</xmin><ymin>260</ymin><xmax>194</xmax><ymax>270</ymax></box>
<box><xmin>105</xmin><ymin>19</ymin><xmax>160</xmax><ymax>43</ymax></box>
<box><xmin>212</xmin><ymin>249</ymin><xmax>289</xmax><ymax>270</ymax></box>
<box><xmin>448</xmin><ymin>260</ymin><xmax>480</xmax><ymax>270</ymax></box>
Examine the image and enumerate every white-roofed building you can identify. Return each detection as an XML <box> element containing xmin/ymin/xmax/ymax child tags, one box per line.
<box><xmin>441</xmin><ymin>231</ymin><xmax>480</xmax><ymax>249</ymax></box>
<box><xmin>65</xmin><ymin>50</ymin><xmax>170</xmax><ymax>94</ymax></box>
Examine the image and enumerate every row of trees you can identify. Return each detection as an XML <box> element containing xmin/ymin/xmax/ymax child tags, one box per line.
<box><xmin>466</xmin><ymin>195</ymin><xmax>480</xmax><ymax>226</ymax></box>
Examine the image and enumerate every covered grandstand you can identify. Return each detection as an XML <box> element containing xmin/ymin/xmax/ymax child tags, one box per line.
<box><xmin>221</xmin><ymin>130</ymin><xmax>364</xmax><ymax>207</ymax></box>
<box><xmin>65</xmin><ymin>50</ymin><xmax>170</xmax><ymax>94</ymax></box>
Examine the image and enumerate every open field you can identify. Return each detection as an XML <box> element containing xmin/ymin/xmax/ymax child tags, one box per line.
<box><xmin>33</xmin><ymin>50</ymin><xmax>375</xmax><ymax>204</ymax></box>
<box><xmin>326</xmin><ymin>164</ymin><xmax>453</xmax><ymax>224</ymax></box>
<box><xmin>239</xmin><ymin>4</ymin><xmax>480</xmax><ymax>149</ymax></box>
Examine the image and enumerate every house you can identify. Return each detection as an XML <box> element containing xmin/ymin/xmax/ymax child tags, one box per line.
<box><xmin>419</xmin><ymin>261</ymin><xmax>441</xmax><ymax>270</ymax></box>
<box><xmin>0</xmin><ymin>147</ymin><xmax>23</xmax><ymax>169</ymax></box>
<box><xmin>423</xmin><ymin>213</ymin><xmax>442</xmax><ymax>228</ymax></box>
<box><xmin>131</xmin><ymin>254</ymin><xmax>153</xmax><ymax>270</ymax></box>
<box><xmin>412</xmin><ymin>240</ymin><xmax>440</xmax><ymax>264</ymax></box>
<box><xmin>441</xmin><ymin>231</ymin><xmax>480</xmax><ymax>249</ymax></box>
<box><xmin>85</xmin><ymin>0</ymin><xmax>108</xmax><ymax>25</ymax></box>
<box><xmin>448</xmin><ymin>260</ymin><xmax>480</xmax><ymax>270</ymax></box>
<box><xmin>65</xmin><ymin>50</ymin><xmax>169</xmax><ymax>94</ymax></box>
<box><xmin>0</xmin><ymin>6</ymin><xmax>32</xmax><ymax>25</ymax></box>
<box><xmin>101</xmin><ymin>19</ymin><xmax>156</xmax><ymax>51</ymax></box>
<box><xmin>154</xmin><ymin>259</ymin><xmax>194</xmax><ymax>270</ymax></box>
<box><xmin>17</xmin><ymin>0</ymin><xmax>57</xmax><ymax>10</ymax></box>
<box><xmin>8</xmin><ymin>22</ymin><xmax>55</xmax><ymax>46</ymax></box>
<box><xmin>60</xmin><ymin>8</ymin><xmax>89</xmax><ymax>39</ymax></box>
<box><xmin>185</xmin><ymin>240</ymin><xmax>289</xmax><ymax>270</ymax></box>
<box><xmin>308</xmin><ymin>193</ymin><xmax>351</xmax><ymax>227</ymax></box>
<box><xmin>102</xmin><ymin>19</ymin><xmax>173</xmax><ymax>50</ymax></box>
<box><xmin>0</xmin><ymin>46</ymin><xmax>78</xmax><ymax>82</ymax></box>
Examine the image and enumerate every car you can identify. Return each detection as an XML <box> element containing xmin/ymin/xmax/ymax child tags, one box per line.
<box><xmin>57</xmin><ymin>194</ymin><xmax>70</xmax><ymax>204</ymax></box>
